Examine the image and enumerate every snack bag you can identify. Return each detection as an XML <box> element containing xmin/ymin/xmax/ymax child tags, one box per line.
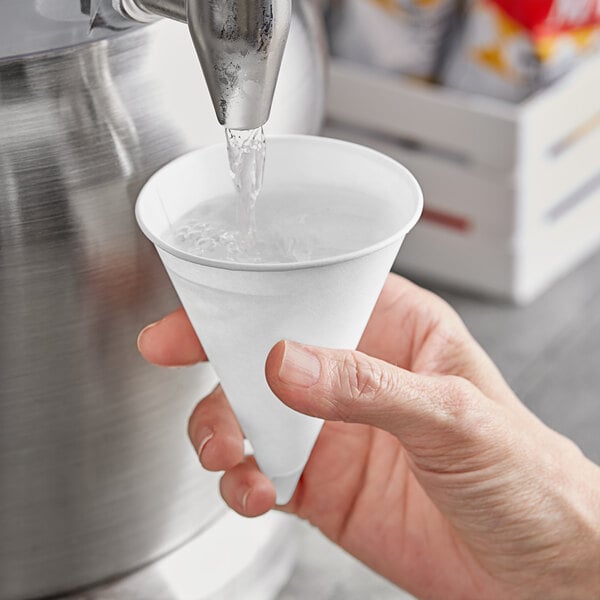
<box><xmin>443</xmin><ymin>0</ymin><xmax>600</xmax><ymax>101</ymax></box>
<box><xmin>329</xmin><ymin>0</ymin><xmax>461</xmax><ymax>80</ymax></box>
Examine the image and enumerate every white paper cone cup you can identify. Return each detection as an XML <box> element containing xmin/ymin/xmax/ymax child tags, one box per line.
<box><xmin>136</xmin><ymin>136</ymin><xmax>423</xmax><ymax>504</ymax></box>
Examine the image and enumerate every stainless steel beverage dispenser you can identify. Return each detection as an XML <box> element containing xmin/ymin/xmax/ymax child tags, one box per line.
<box><xmin>0</xmin><ymin>1</ymin><xmax>326</xmax><ymax>598</ymax></box>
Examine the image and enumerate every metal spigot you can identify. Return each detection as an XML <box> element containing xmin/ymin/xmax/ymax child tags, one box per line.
<box><xmin>116</xmin><ymin>0</ymin><xmax>291</xmax><ymax>130</ymax></box>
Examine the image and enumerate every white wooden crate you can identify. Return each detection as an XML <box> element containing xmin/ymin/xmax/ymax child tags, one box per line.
<box><xmin>324</xmin><ymin>53</ymin><xmax>600</xmax><ymax>303</ymax></box>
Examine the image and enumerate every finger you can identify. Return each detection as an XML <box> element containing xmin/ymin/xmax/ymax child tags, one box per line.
<box><xmin>188</xmin><ymin>386</ymin><xmax>245</xmax><ymax>472</ymax></box>
<box><xmin>361</xmin><ymin>274</ymin><xmax>519</xmax><ymax>409</ymax></box>
<box><xmin>358</xmin><ymin>273</ymin><xmax>458</xmax><ymax>366</ymax></box>
<box><xmin>137</xmin><ymin>307</ymin><xmax>207</xmax><ymax>366</ymax></box>
<box><xmin>265</xmin><ymin>341</ymin><xmax>505</xmax><ymax>469</ymax></box>
<box><xmin>220</xmin><ymin>456</ymin><xmax>277</xmax><ymax>517</ymax></box>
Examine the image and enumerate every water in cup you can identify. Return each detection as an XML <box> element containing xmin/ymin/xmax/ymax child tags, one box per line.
<box><xmin>169</xmin><ymin>129</ymin><xmax>397</xmax><ymax>264</ymax></box>
<box><xmin>165</xmin><ymin>185</ymin><xmax>393</xmax><ymax>264</ymax></box>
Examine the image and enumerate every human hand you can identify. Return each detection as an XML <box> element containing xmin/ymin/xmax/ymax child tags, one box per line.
<box><xmin>138</xmin><ymin>274</ymin><xmax>600</xmax><ymax>600</ymax></box>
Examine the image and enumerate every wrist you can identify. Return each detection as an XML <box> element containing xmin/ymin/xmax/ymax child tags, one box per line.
<box><xmin>531</xmin><ymin>449</ymin><xmax>600</xmax><ymax>600</ymax></box>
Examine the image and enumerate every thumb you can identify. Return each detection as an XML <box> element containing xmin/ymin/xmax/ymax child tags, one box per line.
<box><xmin>266</xmin><ymin>340</ymin><xmax>503</xmax><ymax>471</ymax></box>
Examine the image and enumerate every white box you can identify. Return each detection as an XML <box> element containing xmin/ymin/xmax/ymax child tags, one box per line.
<box><xmin>324</xmin><ymin>54</ymin><xmax>600</xmax><ymax>303</ymax></box>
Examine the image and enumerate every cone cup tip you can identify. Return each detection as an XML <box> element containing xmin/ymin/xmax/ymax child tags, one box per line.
<box><xmin>272</xmin><ymin>468</ymin><xmax>305</xmax><ymax>505</ymax></box>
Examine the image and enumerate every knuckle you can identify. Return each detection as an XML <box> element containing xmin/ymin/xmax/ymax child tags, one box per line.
<box><xmin>436</xmin><ymin>375</ymin><xmax>478</xmax><ymax>427</ymax></box>
<box><xmin>408</xmin><ymin>376</ymin><xmax>490</xmax><ymax>471</ymax></box>
<box><xmin>554</xmin><ymin>432</ymin><xmax>585</xmax><ymax>461</ymax></box>
<box><xmin>331</xmin><ymin>352</ymin><xmax>389</xmax><ymax>421</ymax></box>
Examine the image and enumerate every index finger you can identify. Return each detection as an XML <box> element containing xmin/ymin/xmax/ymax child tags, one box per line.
<box><xmin>137</xmin><ymin>307</ymin><xmax>207</xmax><ymax>366</ymax></box>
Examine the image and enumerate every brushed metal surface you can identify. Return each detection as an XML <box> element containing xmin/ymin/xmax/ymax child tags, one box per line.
<box><xmin>122</xmin><ymin>0</ymin><xmax>187</xmax><ymax>22</ymax></box>
<box><xmin>187</xmin><ymin>0</ymin><xmax>292</xmax><ymax>129</ymax></box>
<box><xmin>0</xmin><ymin>23</ymin><xmax>222</xmax><ymax>600</ymax></box>
<box><xmin>0</xmin><ymin>0</ymin><xmax>132</xmax><ymax>59</ymax></box>
<box><xmin>124</xmin><ymin>0</ymin><xmax>295</xmax><ymax>129</ymax></box>
<box><xmin>0</xmin><ymin>5</ymin><xmax>325</xmax><ymax>599</ymax></box>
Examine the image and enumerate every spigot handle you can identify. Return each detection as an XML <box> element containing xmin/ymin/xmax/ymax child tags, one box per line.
<box><xmin>120</xmin><ymin>0</ymin><xmax>187</xmax><ymax>23</ymax></box>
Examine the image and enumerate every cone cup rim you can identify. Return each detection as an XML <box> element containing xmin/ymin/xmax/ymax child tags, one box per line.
<box><xmin>135</xmin><ymin>135</ymin><xmax>423</xmax><ymax>272</ymax></box>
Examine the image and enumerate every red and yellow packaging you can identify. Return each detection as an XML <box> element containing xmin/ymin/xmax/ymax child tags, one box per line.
<box><xmin>443</xmin><ymin>0</ymin><xmax>600</xmax><ymax>101</ymax></box>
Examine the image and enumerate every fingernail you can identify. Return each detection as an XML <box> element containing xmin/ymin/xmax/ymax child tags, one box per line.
<box><xmin>136</xmin><ymin>321</ymin><xmax>159</xmax><ymax>350</ymax></box>
<box><xmin>278</xmin><ymin>341</ymin><xmax>321</xmax><ymax>388</ymax></box>
<box><xmin>240</xmin><ymin>488</ymin><xmax>251</xmax><ymax>512</ymax></box>
<box><xmin>196</xmin><ymin>427</ymin><xmax>214</xmax><ymax>462</ymax></box>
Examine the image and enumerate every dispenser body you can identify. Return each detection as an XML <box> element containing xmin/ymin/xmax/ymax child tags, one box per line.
<box><xmin>0</xmin><ymin>2</ymin><xmax>326</xmax><ymax>598</ymax></box>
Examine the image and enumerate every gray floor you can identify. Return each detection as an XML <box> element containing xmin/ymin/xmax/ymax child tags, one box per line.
<box><xmin>278</xmin><ymin>248</ymin><xmax>600</xmax><ymax>600</ymax></box>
